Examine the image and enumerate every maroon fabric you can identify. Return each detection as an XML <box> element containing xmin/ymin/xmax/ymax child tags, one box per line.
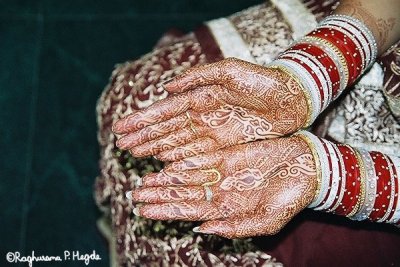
<box><xmin>194</xmin><ymin>25</ymin><xmax>224</xmax><ymax>63</ymax></box>
<box><xmin>257</xmin><ymin>210</ymin><xmax>400</xmax><ymax>266</ymax></box>
<box><xmin>379</xmin><ymin>41</ymin><xmax>400</xmax><ymax>98</ymax></box>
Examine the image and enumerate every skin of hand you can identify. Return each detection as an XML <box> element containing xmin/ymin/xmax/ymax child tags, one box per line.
<box><xmin>335</xmin><ymin>0</ymin><xmax>400</xmax><ymax>54</ymax></box>
<box><xmin>127</xmin><ymin>136</ymin><xmax>317</xmax><ymax>239</ymax></box>
<box><xmin>113</xmin><ymin>58</ymin><xmax>309</xmax><ymax>162</ymax></box>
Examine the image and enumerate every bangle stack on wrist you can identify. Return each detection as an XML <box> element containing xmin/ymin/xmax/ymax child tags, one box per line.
<box><xmin>270</xmin><ymin>15</ymin><xmax>378</xmax><ymax>126</ymax></box>
<box><xmin>297</xmin><ymin>131</ymin><xmax>400</xmax><ymax>226</ymax></box>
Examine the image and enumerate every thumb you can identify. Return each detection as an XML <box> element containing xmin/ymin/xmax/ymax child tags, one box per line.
<box><xmin>193</xmin><ymin>213</ymin><xmax>287</xmax><ymax>239</ymax></box>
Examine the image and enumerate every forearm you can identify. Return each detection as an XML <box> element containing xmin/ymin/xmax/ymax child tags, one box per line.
<box><xmin>335</xmin><ymin>0</ymin><xmax>400</xmax><ymax>54</ymax></box>
<box><xmin>298</xmin><ymin>131</ymin><xmax>400</xmax><ymax>225</ymax></box>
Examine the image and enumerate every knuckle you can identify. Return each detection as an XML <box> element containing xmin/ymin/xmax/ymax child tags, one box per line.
<box><xmin>265</xmin><ymin>224</ymin><xmax>282</xmax><ymax>235</ymax></box>
<box><xmin>132</xmin><ymin>190</ymin><xmax>141</xmax><ymax>200</ymax></box>
<box><xmin>223</xmin><ymin>57</ymin><xmax>239</xmax><ymax>68</ymax></box>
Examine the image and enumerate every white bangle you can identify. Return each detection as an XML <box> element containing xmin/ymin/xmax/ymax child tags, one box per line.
<box><xmin>349</xmin><ymin>149</ymin><xmax>377</xmax><ymax>221</ymax></box>
<box><xmin>387</xmin><ymin>155</ymin><xmax>400</xmax><ymax>224</ymax></box>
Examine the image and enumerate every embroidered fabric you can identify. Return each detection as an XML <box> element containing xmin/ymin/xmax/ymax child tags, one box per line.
<box><xmin>228</xmin><ymin>3</ymin><xmax>293</xmax><ymax>66</ymax></box>
<box><xmin>95</xmin><ymin>30</ymin><xmax>281</xmax><ymax>267</ymax></box>
<box><xmin>95</xmin><ymin>0</ymin><xmax>400</xmax><ymax>266</ymax></box>
<box><xmin>380</xmin><ymin>41</ymin><xmax>400</xmax><ymax>116</ymax></box>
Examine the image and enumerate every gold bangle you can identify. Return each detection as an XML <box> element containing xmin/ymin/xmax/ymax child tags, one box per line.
<box><xmin>347</xmin><ymin>147</ymin><xmax>366</xmax><ymax>217</ymax></box>
<box><xmin>269</xmin><ymin>65</ymin><xmax>314</xmax><ymax>128</ymax></box>
<box><xmin>294</xmin><ymin>133</ymin><xmax>322</xmax><ymax>203</ymax></box>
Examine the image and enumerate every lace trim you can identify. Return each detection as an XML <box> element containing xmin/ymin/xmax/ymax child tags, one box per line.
<box><xmin>206</xmin><ymin>18</ymin><xmax>257</xmax><ymax>63</ymax></box>
<box><xmin>271</xmin><ymin>0</ymin><xmax>317</xmax><ymax>40</ymax></box>
<box><xmin>326</xmin><ymin>64</ymin><xmax>400</xmax><ymax>157</ymax></box>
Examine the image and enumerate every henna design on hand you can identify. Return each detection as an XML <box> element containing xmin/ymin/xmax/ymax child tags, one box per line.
<box><xmin>131</xmin><ymin>136</ymin><xmax>317</xmax><ymax>238</ymax></box>
<box><xmin>142</xmin><ymin>170</ymin><xmax>216</xmax><ymax>187</ymax></box>
<box><xmin>337</xmin><ymin>1</ymin><xmax>396</xmax><ymax>52</ymax></box>
<box><xmin>114</xmin><ymin>58</ymin><xmax>308</xmax><ymax>160</ymax></box>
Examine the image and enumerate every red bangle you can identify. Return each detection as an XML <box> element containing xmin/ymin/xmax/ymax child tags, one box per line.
<box><xmin>289</xmin><ymin>43</ymin><xmax>341</xmax><ymax>95</ymax></box>
<box><xmin>309</xmin><ymin>27</ymin><xmax>362</xmax><ymax>84</ymax></box>
<box><xmin>368</xmin><ymin>152</ymin><xmax>391</xmax><ymax>221</ymax></box>
<box><xmin>385</xmin><ymin>156</ymin><xmax>399</xmax><ymax>222</ymax></box>
<box><xmin>334</xmin><ymin>145</ymin><xmax>360</xmax><ymax>216</ymax></box>
<box><xmin>345</xmin><ymin>146</ymin><xmax>362</xmax><ymax>216</ymax></box>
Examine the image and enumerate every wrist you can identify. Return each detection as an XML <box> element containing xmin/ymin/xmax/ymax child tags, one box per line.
<box><xmin>269</xmin><ymin>15</ymin><xmax>378</xmax><ymax>126</ymax></box>
<box><xmin>294</xmin><ymin>131</ymin><xmax>322</xmax><ymax>206</ymax></box>
<box><xmin>268</xmin><ymin>66</ymin><xmax>311</xmax><ymax>128</ymax></box>
<box><xmin>295</xmin><ymin>130</ymin><xmax>400</xmax><ymax>226</ymax></box>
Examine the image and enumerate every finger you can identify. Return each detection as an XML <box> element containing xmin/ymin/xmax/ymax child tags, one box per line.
<box><xmin>194</xmin><ymin>213</ymin><xmax>288</xmax><ymax>239</ymax></box>
<box><xmin>142</xmin><ymin>170</ymin><xmax>218</xmax><ymax>187</ymax></box>
<box><xmin>163</xmin><ymin>60</ymin><xmax>230</xmax><ymax>93</ymax></box>
<box><xmin>112</xmin><ymin>93</ymin><xmax>191</xmax><ymax>134</ymax></box>
<box><xmin>135</xmin><ymin>201</ymin><xmax>222</xmax><ymax>221</ymax></box>
<box><xmin>157</xmin><ymin>137</ymin><xmax>220</xmax><ymax>161</ymax></box>
<box><xmin>189</xmin><ymin>85</ymin><xmax>229</xmax><ymax>112</ymax></box>
<box><xmin>116</xmin><ymin>114</ymin><xmax>188</xmax><ymax>149</ymax></box>
<box><xmin>132</xmin><ymin>186</ymin><xmax>205</xmax><ymax>203</ymax></box>
<box><xmin>130</xmin><ymin>128</ymin><xmax>194</xmax><ymax>157</ymax></box>
<box><xmin>165</xmin><ymin>152</ymin><xmax>223</xmax><ymax>172</ymax></box>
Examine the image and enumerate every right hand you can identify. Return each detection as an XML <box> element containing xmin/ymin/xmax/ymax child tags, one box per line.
<box><xmin>129</xmin><ymin>135</ymin><xmax>317</xmax><ymax>239</ymax></box>
<box><xmin>113</xmin><ymin>58</ymin><xmax>309</xmax><ymax>161</ymax></box>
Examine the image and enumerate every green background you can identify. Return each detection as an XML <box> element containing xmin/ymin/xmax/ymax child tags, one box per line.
<box><xmin>0</xmin><ymin>1</ymin><xmax>261</xmax><ymax>266</ymax></box>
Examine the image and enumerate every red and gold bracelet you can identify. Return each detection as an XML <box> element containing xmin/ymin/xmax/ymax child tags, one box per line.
<box><xmin>335</xmin><ymin>145</ymin><xmax>361</xmax><ymax>216</ymax></box>
<box><xmin>270</xmin><ymin>15</ymin><xmax>378</xmax><ymax>126</ymax></box>
<box><xmin>297</xmin><ymin>131</ymin><xmax>400</xmax><ymax>226</ymax></box>
<box><xmin>368</xmin><ymin>152</ymin><xmax>391</xmax><ymax>221</ymax></box>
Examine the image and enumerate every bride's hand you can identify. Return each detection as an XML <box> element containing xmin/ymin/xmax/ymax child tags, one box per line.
<box><xmin>113</xmin><ymin>58</ymin><xmax>309</xmax><ymax>161</ymax></box>
<box><xmin>127</xmin><ymin>135</ymin><xmax>317</xmax><ymax>238</ymax></box>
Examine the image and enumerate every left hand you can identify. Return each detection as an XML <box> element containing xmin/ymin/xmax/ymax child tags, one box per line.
<box><xmin>113</xmin><ymin>58</ymin><xmax>309</xmax><ymax>161</ymax></box>
<box><xmin>128</xmin><ymin>136</ymin><xmax>317</xmax><ymax>238</ymax></box>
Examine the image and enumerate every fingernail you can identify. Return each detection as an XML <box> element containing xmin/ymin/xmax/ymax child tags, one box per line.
<box><xmin>161</xmin><ymin>78</ymin><xmax>174</xmax><ymax>86</ymax></box>
<box><xmin>161</xmin><ymin>78</ymin><xmax>175</xmax><ymax>90</ymax></box>
<box><xmin>192</xmin><ymin>227</ymin><xmax>213</xmax><ymax>234</ymax></box>
<box><xmin>135</xmin><ymin>177</ymin><xmax>143</xmax><ymax>187</ymax></box>
<box><xmin>192</xmin><ymin>227</ymin><xmax>201</xmax><ymax>232</ymax></box>
<box><xmin>112</xmin><ymin>121</ymin><xmax>121</xmax><ymax>133</ymax></box>
<box><xmin>132</xmin><ymin>207</ymin><xmax>140</xmax><ymax>216</ymax></box>
<box><xmin>116</xmin><ymin>138</ymin><xmax>123</xmax><ymax>148</ymax></box>
<box><xmin>116</xmin><ymin>138</ymin><xmax>130</xmax><ymax>150</ymax></box>
<box><xmin>125</xmin><ymin>191</ymin><xmax>132</xmax><ymax>200</ymax></box>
